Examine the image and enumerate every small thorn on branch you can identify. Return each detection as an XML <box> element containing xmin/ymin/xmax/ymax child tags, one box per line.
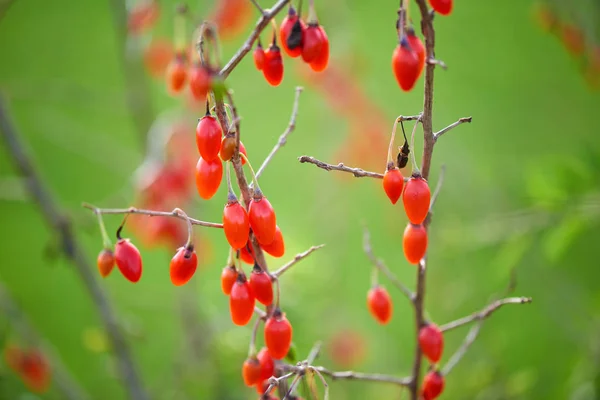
<box><xmin>271</xmin><ymin>244</ymin><xmax>325</xmax><ymax>278</ymax></box>
<box><xmin>427</xmin><ymin>58</ymin><xmax>447</xmax><ymax>70</ymax></box>
<box><xmin>433</xmin><ymin>117</ymin><xmax>472</xmax><ymax>142</ymax></box>
<box><xmin>298</xmin><ymin>156</ymin><xmax>385</xmax><ymax>179</ymax></box>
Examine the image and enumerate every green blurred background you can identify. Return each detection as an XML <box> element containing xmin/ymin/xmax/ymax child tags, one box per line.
<box><xmin>1</xmin><ymin>0</ymin><xmax>600</xmax><ymax>399</ymax></box>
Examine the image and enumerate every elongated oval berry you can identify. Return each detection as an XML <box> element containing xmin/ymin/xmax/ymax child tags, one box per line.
<box><xmin>367</xmin><ymin>286</ymin><xmax>392</xmax><ymax>324</ymax></box>
<box><xmin>221</xmin><ymin>265</ymin><xmax>237</xmax><ymax>295</ymax></box>
<box><xmin>249</xmin><ymin>195</ymin><xmax>277</xmax><ymax>245</ymax></box>
<box><xmin>169</xmin><ymin>246</ymin><xmax>198</xmax><ymax>286</ymax></box>
<box><xmin>166</xmin><ymin>53</ymin><xmax>187</xmax><ymax>94</ymax></box>
<box><xmin>260</xmin><ymin>225</ymin><xmax>285</xmax><ymax>257</ymax></box>
<box><xmin>249</xmin><ymin>266</ymin><xmax>273</xmax><ymax>305</ymax></box>
<box><xmin>196</xmin><ymin>114</ymin><xmax>222</xmax><ymax>161</ymax></box>
<box><xmin>403</xmin><ymin>174</ymin><xmax>431</xmax><ymax>224</ymax></box>
<box><xmin>392</xmin><ymin>38</ymin><xmax>421</xmax><ymax>92</ymax></box>
<box><xmin>189</xmin><ymin>63</ymin><xmax>211</xmax><ymax>100</ymax></box>
<box><xmin>280</xmin><ymin>6</ymin><xmax>303</xmax><ymax>57</ymax></box>
<box><xmin>406</xmin><ymin>27</ymin><xmax>425</xmax><ymax>73</ymax></box>
<box><xmin>20</xmin><ymin>350</ymin><xmax>50</xmax><ymax>393</ymax></box>
<box><xmin>223</xmin><ymin>199</ymin><xmax>250</xmax><ymax>250</ymax></box>
<box><xmin>253</xmin><ymin>42</ymin><xmax>266</xmax><ymax>70</ymax></box>
<box><xmin>309</xmin><ymin>25</ymin><xmax>329</xmax><ymax>72</ymax></box>
<box><xmin>242</xmin><ymin>356</ymin><xmax>262</xmax><ymax>386</ymax></box>
<box><xmin>403</xmin><ymin>223</ymin><xmax>428</xmax><ymax>265</ymax></box>
<box><xmin>422</xmin><ymin>370</ymin><xmax>445</xmax><ymax>400</ymax></box>
<box><xmin>263</xmin><ymin>44</ymin><xmax>284</xmax><ymax>86</ymax></box>
<box><xmin>240</xmin><ymin>242</ymin><xmax>255</xmax><ymax>264</ymax></box>
<box><xmin>264</xmin><ymin>310</ymin><xmax>293</xmax><ymax>359</ymax></box>
<box><xmin>114</xmin><ymin>238</ymin><xmax>143</xmax><ymax>282</ymax></box>
<box><xmin>419</xmin><ymin>323</ymin><xmax>444</xmax><ymax>363</ymax></box>
<box><xmin>428</xmin><ymin>0</ymin><xmax>453</xmax><ymax>16</ymax></box>
<box><xmin>229</xmin><ymin>274</ymin><xmax>255</xmax><ymax>326</ymax></box>
<box><xmin>257</xmin><ymin>347</ymin><xmax>274</xmax><ymax>381</ymax></box>
<box><xmin>219</xmin><ymin>134</ymin><xmax>247</xmax><ymax>164</ymax></box>
<box><xmin>301</xmin><ymin>24</ymin><xmax>325</xmax><ymax>63</ymax></box>
<box><xmin>383</xmin><ymin>167</ymin><xmax>404</xmax><ymax>204</ymax></box>
<box><xmin>195</xmin><ymin>156</ymin><xmax>223</xmax><ymax>200</ymax></box>
<box><xmin>97</xmin><ymin>249</ymin><xmax>115</xmax><ymax>278</ymax></box>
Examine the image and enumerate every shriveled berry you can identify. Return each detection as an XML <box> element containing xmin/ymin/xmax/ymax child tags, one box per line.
<box><xmin>264</xmin><ymin>311</ymin><xmax>293</xmax><ymax>359</ymax></box>
<box><xmin>195</xmin><ymin>156</ymin><xmax>223</xmax><ymax>200</ymax></box>
<box><xmin>223</xmin><ymin>199</ymin><xmax>250</xmax><ymax>250</ymax></box>
<box><xmin>419</xmin><ymin>323</ymin><xmax>444</xmax><ymax>363</ymax></box>
<box><xmin>383</xmin><ymin>168</ymin><xmax>404</xmax><ymax>204</ymax></box>
<box><xmin>280</xmin><ymin>6</ymin><xmax>304</xmax><ymax>57</ymax></box>
<box><xmin>114</xmin><ymin>238</ymin><xmax>143</xmax><ymax>283</ymax></box>
<box><xmin>367</xmin><ymin>286</ymin><xmax>393</xmax><ymax>324</ymax></box>
<box><xmin>249</xmin><ymin>267</ymin><xmax>273</xmax><ymax>305</ymax></box>
<box><xmin>169</xmin><ymin>246</ymin><xmax>198</xmax><ymax>286</ymax></box>
<box><xmin>229</xmin><ymin>274</ymin><xmax>255</xmax><ymax>325</ymax></box>
<box><xmin>97</xmin><ymin>249</ymin><xmax>115</xmax><ymax>278</ymax></box>
<box><xmin>403</xmin><ymin>223</ymin><xmax>428</xmax><ymax>265</ymax></box>
<box><xmin>403</xmin><ymin>174</ymin><xmax>431</xmax><ymax>224</ymax></box>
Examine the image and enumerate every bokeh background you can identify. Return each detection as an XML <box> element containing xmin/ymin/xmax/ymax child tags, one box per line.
<box><xmin>1</xmin><ymin>0</ymin><xmax>600</xmax><ymax>399</ymax></box>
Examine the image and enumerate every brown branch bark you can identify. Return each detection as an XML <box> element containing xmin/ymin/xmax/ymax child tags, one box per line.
<box><xmin>0</xmin><ymin>96</ymin><xmax>148</xmax><ymax>400</ymax></box>
<box><xmin>298</xmin><ymin>156</ymin><xmax>385</xmax><ymax>179</ymax></box>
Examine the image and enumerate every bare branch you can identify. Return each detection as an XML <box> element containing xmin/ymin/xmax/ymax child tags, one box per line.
<box><xmin>219</xmin><ymin>0</ymin><xmax>290</xmax><ymax>78</ymax></box>
<box><xmin>256</xmin><ymin>86</ymin><xmax>304</xmax><ymax>180</ymax></box>
<box><xmin>249</xmin><ymin>0</ymin><xmax>266</xmax><ymax>15</ymax></box>
<box><xmin>440</xmin><ymin>296</ymin><xmax>532</xmax><ymax>333</ymax></box>
<box><xmin>81</xmin><ymin>204</ymin><xmax>224</xmax><ymax>229</ymax></box>
<box><xmin>0</xmin><ymin>283</ymin><xmax>91</xmax><ymax>400</ymax></box>
<box><xmin>298</xmin><ymin>156</ymin><xmax>385</xmax><ymax>179</ymax></box>
<box><xmin>271</xmin><ymin>244</ymin><xmax>326</xmax><ymax>278</ymax></box>
<box><xmin>254</xmin><ymin>306</ymin><xmax>267</xmax><ymax>318</ymax></box>
<box><xmin>306</xmin><ymin>340</ymin><xmax>323</xmax><ymax>364</ymax></box>
<box><xmin>428</xmin><ymin>164</ymin><xmax>446</xmax><ymax>212</ymax></box>
<box><xmin>433</xmin><ymin>117</ymin><xmax>472</xmax><ymax>142</ymax></box>
<box><xmin>313</xmin><ymin>367</ymin><xmax>411</xmax><ymax>387</ymax></box>
<box><xmin>0</xmin><ymin>96</ymin><xmax>148</xmax><ymax>400</ymax></box>
<box><xmin>441</xmin><ymin>322</ymin><xmax>481</xmax><ymax>376</ymax></box>
<box><xmin>363</xmin><ymin>227</ymin><xmax>414</xmax><ymax>301</ymax></box>
<box><xmin>308</xmin><ymin>366</ymin><xmax>330</xmax><ymax>400</ymax></box>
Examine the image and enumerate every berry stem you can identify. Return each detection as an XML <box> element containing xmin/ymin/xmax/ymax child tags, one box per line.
<box><xmin>248</xmin><ymin>315</ymin><xmax>263</xmax><ymax>357</ymax></box>
<box><xmin>270</xmin><ymin>19</ymin><xmax>278</xmax><ymax>45</ymax></box>
<box><xmin>116</xmin><ymin>213</ymin><xmax>131</xmax><ymax>240</ymax></box>
<box><xmin>386</xmin><ymin>116</ymin><xmax>402</xmax><ymax>167</ymax></box>
<box><xmin>226</xmin><ymin>246</ymin><xmax>235</xmax><ymax>268</ymax></box>
<box><xmin>307</xmin><ymin>0</ymin><xmax>317</xmax><ymax>24</ymax></box>
<box><xmin>275</xmin><ymin>277</ymin><xmax>281</xmax><ymax>308</ymax></box>
<box><xmin>174</xmin><ymin>4</ymin><xmax>188</xmax><ymax>54</ymax></box>
<box><xmin>409</xmin><ymin>118</ymin><xmax>422</xmax><ymax>175</ymax></box>
<box><xmin>95</xmin><ymin>211</ymin><xmax>112</xmax><ymax>249</ymax></box>
<box><xmin>370</xmin><ymin>264</ymin><xmax>379</xmax><ymax>287</ymax></box>
<box><xmin>226</xmin><ymin>161</ymin><xmax>238</xmax><ymax>201</ymax></box>
<box><xmin>173</xmin><ymin>208</ymin><xmax>194</xmax><ymax>249</ymax></box>
<box><xmin>239</xmin><ymin>153</ymin><xmax>262</xmax><ymax>195</ymax></box>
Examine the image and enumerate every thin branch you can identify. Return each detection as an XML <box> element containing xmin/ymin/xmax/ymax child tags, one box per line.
<box><xmin>433</xmin><ymin>117</ymin><xmax>472</xmax><ymax>142</ymax></box>
<box><xmin>249</xmin><ymin>0</ymin><xmax>266</xmax><ymax>15</ymax></box>
<box><xmin>298</xmin><ymin>156</ymin><xmax>385</xmax><ymax>179</ymax></box>
<box><xmin>219</xmin><ymin>0</ymin><xmax>290</xmax><ymax>78</ymax></box>
<box><xmin>308</xmin><ymin>367</ymin><xmax>330</xmax><ymax>400</ymax></box>
<box><xmin>271</xmin><ymin>244</ymin><xmax>325</xmax><ymax>278</ymax></box>
<box><xmin>313</xmin><ymin>367</ymin><xmax>411</xmax><ymax>387</ymax></box>
<box><xmin>426</xmin><ymin>58</ymin><xmax>447</xmax><ymax>70</ymax></box>
<box><xmin>81</xmin><ymin>204</ymin><xmax>224</xmax><ymax>229</ymax></box>
<box><xmin>254</xmin><ymin>306</ymin><xmax>267</xmax><ymax>318</ymax></box>
<box><xmin>440</xmin><ymin>296</ymin><xmax>532</xmax><ymax>333</ymax></box>
<box><xmin>441</xmin><ymin>321</ymin><xmax>481</xmax><ymax>376</ymax></box>
<box><xmin>428</xmin><ymin>164</ymin><xmax>446</xmax><ymax>212</ymax></box>
<box><xmin>0</xmin><ymin>96</ymin><xmax>148</xmax><ymax>400</ymax></box>
<box><xmin>306</xmin><ymin>340</ymin><xmax>323</xmax><ymax>364</ymax></box>
<box><xmin>363</xmin><ymin>227</ymin><xmax>414</xmax><ymax>301</ymax></box>
<box><xmin>255</xmin><ymin>86</ymin><xmax>304</xmax><ymax>180</ymax></box>
<box><xmin>0</xmin><ymin>283</ymin><xmax>91</xmax><ymax>400</ymax></box>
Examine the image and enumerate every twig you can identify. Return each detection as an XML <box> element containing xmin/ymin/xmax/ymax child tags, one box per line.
<box><xmin>271</xmin><ymin>244</ymin><xmax>325</xmax><ymax>278</ymax></box>
<box><xmin>363</xmin><ymin>227</ymin><xmax>414</xmax><ymax>301</ymax></box>
<box><xmin>0</xmin><ymin>96</ymin><xmax>149</xmax><ymax>400</ymax></box>
<box><xmin>254</xmin><ymin>306</ymin><xmax>268</xmax><ymax>318</ymax></box>
<box><xmin>441</xmin><ymin>321</ymin><xmax>481</xmax><ymax>376</ymax></box>
<box><xmin>81</xmin><ymin>204</ymin><xmax>224</xmax><ymax>229</ymax></box>
<box><xmin>298</xmin><ymin>156</ymin><xmax>385</xmax><ymax>179</ymax></box>
<box><xmin>249</xmin><ymin>0</ymin><xmax>266</xmax><ymax>15</ymax></box>
<box><xmin>219</xmin><ymin>0</ymin><xmax>291</xmax><ymax>77</ymax></box>
<box><xmin>312</xmin><ymin>367</ymin><xmax>411</xmax><ymax>386</ymax></box>
<box><xmin>439</xmin><ymin>297</ymin><xmax>532</xmax><ymax>333</ymax></box>
<box><xmin>426</xmin><ymin>58</ymin><xmax>447</xmax><ymax>70</ymax></box>
<box><xmin>428</xmin><ymin>164</ymin><xmax>446</xmax><ymax>212</ymax></box>
<box><xmin>433</xmin><ymin>117</ymin><xmax>472</xmax><ymax>142</ymax></box>
<box><xmin>306</xmin><ymin>340</ymin><xmax>323</xmax><ymax>364</ymax></box>
<box><xmin>308</xmin><ymin>367</ymin><xmax>330</xmax><ymax>400</ymax></box>
<box><xmin>255</xmin><ymin>86</ymin><xmax>304</xmax><ymax>180</ymax></box>
<box><xmin>0</xmin><ymin>283</ymin><xmax>91</xmax><ymax>400</ymax></box>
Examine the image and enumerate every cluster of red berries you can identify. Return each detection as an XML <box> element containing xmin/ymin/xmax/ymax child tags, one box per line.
<box><xmin>253</xmin><ymin>4</ymin><xmax>330</xmax><ymax>86</ymax></box>
<box><xmin>392</xmin><ymin>0</ymin><xmax>453</xmax><ymax>92</ymax></box>
<box><xmin>4</xmin><ymin>345</ymin><xmax>51</xmax><ymax>393</ymax></box>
